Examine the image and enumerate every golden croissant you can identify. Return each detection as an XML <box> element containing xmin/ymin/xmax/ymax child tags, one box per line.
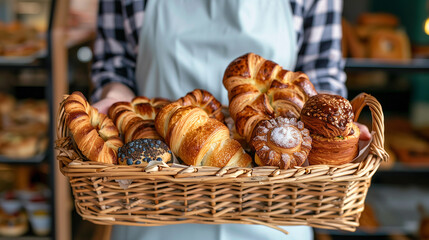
<box><xmin>155</xmin><ymin>89</ymin><xmax>252</xmax><ymax>167</ymax></box>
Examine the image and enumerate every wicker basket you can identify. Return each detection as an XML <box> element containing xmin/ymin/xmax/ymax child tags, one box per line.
<box><xmin>55</xmin><ymin>93</ymin><xmax>389</xmax><ymax>234</ymax></box>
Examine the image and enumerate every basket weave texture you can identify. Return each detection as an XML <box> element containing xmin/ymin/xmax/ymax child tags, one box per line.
<box><xmin>55</xmin><ymin>93</ymin><xmax>389</xmax><ymax>233</ymax></box>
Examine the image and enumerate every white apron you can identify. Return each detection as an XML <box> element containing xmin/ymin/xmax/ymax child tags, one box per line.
<box><xmin>112</xmin><ymin>0</ymin><xmax>313</xmax><ymax>239</ymax></box>
<box><xmin>135</xmin><ymin>0</ymin><xmax>297</xmax><ymax>105</ymax></box>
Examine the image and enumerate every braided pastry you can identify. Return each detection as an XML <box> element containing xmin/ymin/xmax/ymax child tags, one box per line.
<box><xmin>108</xmin><ymin>96</ymin><xmax>170</xmax><ymax>143</ymax></box>
<box><xmin>62</xmin><ymin>92</ymin><xmax>123</xmax><ymax>164</ymax></box>
<box><xmin>155</xmin><ymin>89</ymin><xmax>252</xmax><ymax>167</ymax></box>
<box><xmin>250</xmin><ymin>117</ymin><xmax>312</xmax><ymax>169</ymax></box>
<box><xmin>223</xmin><ymin>53</ymin><xmax>318</xmax><ymax>142</ymax></box>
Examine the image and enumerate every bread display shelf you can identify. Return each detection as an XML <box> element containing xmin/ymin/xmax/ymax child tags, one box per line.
<box><xmin>0</xmin><ymin>152</ymin><xmax>46</xmax><ymax>164</ymax></box>
<box><xmin>55</xmin><ymin>93</ymin><xmax>388</xmax><ymax>233</ymax></box>
<box><xmin>0</xmin><ymin>50</ymin><xmax>47</xmax><ymax>65</ymax></box>
<box><xmin>345</xmin><ymin>58</ymin><xmax>429</xmax><ymax>72</ymax></box>
<box><xmin>0</xmin><ymin>28</ymin><xmax>94</xmax><ymax>69</ymax></box>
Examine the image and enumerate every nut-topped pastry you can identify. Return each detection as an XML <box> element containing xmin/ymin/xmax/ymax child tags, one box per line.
<box><xmin>301</xmin><ymin>94</ymin><xmax>360</xmax><ymax>165</ymax></box>
<box><xmin>301</xmin><ymin>94</ymin><xmax>354</xmax><ymax>138</ymax></box>
<box><xmin>250</xmin><ymin>117</ymin><xmax>312</xmax><ymax>169</ymax></box>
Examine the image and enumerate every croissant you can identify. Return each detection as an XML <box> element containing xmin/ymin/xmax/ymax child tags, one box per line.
<box><xmin>62</xmin><ymin>92</ymin><xmax>123</xmax><ymax>164</ymax></box>
<box><xmin>176</xmin><ymin>89</ymin><xmax>225</xmax><ymax>123</ymax></box>
<box><xmin>108</xmin><ymin>96</ymin><xmax>170</xmax><ymax>143</ymax></box>
<box><xmin>301</xmin><ymin>94</ymin><xmax>360</xmax><ymax>165</ymax></box>
<box><xmin>155</xmin><ymin>89</ymin><xmax>252</xmax><ymax>167</ymax></box>
<box><xmin>223</xmin><ymin>52</ymin><xmax>318</xmax><ymax>142</ymax></box>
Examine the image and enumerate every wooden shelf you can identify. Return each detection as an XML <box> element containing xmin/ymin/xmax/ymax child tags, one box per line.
<box><xmin>0</xmin><ymin>153</ymin><xmax>47</xmax><ymax>165</ymax></box>
<box><xmin>0</xmin><ymin>28</ymin><xmax>94</xmax><ymax>70</ymax></box>
<box><xmin>345</xmin><ymin>58</ymin><xmax>429</xmax><ymax>73</ymax></box>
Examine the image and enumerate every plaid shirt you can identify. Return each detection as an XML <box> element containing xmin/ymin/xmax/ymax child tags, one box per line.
<box><xmin>91</xmin><ymin>0</ymin><xmax>346</xmax><ymax>102</ymax></box>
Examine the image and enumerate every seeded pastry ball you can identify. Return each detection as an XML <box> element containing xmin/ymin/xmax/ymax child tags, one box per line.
<box><xmin>117</xmin><ymin>138</ymin><xmax>172</xmax><ymax>166</ymax></box>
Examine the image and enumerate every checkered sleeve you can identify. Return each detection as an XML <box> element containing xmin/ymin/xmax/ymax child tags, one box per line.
<box><xmin>90</xmin><ymin>0</ymin><xmax>142</xmax><ymax>102</ymax></box>
<box><xmin>295</xmin><ymin>0</ymin><xmax>347</xmax><ymax>97</ymax></box>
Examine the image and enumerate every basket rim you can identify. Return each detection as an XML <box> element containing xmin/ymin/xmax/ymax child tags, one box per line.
<box><xmin>56</xmin><ymin>135</ymin><xmax>383</xmax><ymax>184</ymax></box>
<box><xmin>55</xmin><ymin>92</ymin><xmax>388</xmax><ymax>183</ymax></box>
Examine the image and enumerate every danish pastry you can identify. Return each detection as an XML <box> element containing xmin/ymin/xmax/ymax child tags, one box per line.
<box><xmin>250</xmin><ymin>117</ymin><xmax>312</xmax><ymax>169</ymax></box>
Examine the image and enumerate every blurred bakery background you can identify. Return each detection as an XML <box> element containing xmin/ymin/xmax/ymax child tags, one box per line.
<box><xmin>1</xmin><ymin>0</ymin><xmax>429</xmax><ymax>239</ymax></box>
<box><xmin>0</xmin><ymin>0</ymin><xmax>98</xmax><ymax>239</ymax></box>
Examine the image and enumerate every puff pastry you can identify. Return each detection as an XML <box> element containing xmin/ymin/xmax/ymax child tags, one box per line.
<box><xmin>63</xmin><ymin>92</ymin><xmax>123</xmax><ymax>164</ymax></box>
<box><xmin>108</xmin><ymin>96</ymin><xmax>170</xmax><ymax>143</ymax></box>
<box><xmin>155</xmin><ymin>89</ymin><xmax>252</xmax><ymax>167</ymax></box>
<box><xmin>250</xmin><ymin>117</ymin><xmax>312</xmax><ymax>169</ymax></box>
<box><xmin>301</xmin><ymin>94</ymin><xmax>360</xmax><ymax>165</ymax></box>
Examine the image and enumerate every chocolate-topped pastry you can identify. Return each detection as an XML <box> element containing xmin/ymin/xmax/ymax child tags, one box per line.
<box><xmin>300</xmin><ymin>94</ymin><xmax>360</xmax><ymax>165</ymax></box>
<box><xmin>117</xmin><ymin>138</ymin><xmax>172</xmax><ymax>166</ymax></box>
<box><xmin>301</xmin><ymin>94</ymin><xmax>354</xmax><ymax>138</ymax></box>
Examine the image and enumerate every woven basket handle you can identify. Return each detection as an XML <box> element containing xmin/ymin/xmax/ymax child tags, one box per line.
<box><xmin>350</xmin><ymin>93</ymin><xmax>389</xmax><ymax>161</ymax></box>
<box><xmin>57</xmin><ymin>94</ymin><xmax>69</xmax><ymax>140</ymax></box>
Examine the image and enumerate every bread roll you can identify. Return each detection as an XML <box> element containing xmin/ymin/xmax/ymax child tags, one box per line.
<box><xmin>0</xmin><ymin>132</ymin><xmax>38</xmax><ymax>158</ymax></box>
<box><xmin>117</xmin><ymin>138</ymin><xmax>172</xmax><ymax>166</ymax></box>
<box><xmin>368</xmin><ymin>28</ymin><xmax>411</xmax><ymax>60</ymax></box>
<box><xmin>10</xmin><ymin>99</ymin><xmax>48</xmax><ymax>124</ymax></box>
<box><xmin>301</xmin><ymin>94</ymin><xmax>360</xmax><ymax>165</ymax></box>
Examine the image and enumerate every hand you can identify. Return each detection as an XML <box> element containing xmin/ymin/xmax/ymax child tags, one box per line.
<box><xmin>355</xmin><ymin>122</ymin><xmax>371</xmax><ymax>141</ymax></box>
<box><xmin>93</xmin><ymin>82</ymin><xmax>136</xmax><ymax>114</ymax></box>
<box><xmin>92</xmin><ymin>97</ymin><xmax>121</xmax><ymax>115</ymax></box>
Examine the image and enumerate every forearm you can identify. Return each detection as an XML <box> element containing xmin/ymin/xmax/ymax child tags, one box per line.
<box><xmin>91</xmin><ymin>0</ymin><xmax>138</xmax><ymax>103</ymax></box>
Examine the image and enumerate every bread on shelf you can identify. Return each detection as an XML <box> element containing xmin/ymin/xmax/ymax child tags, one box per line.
<box><xmin>342</xmin><ymin>12</ymin><xmax>411</xmax><ymax>61</ymax></box>
<box><xmin>0</xmin><ymin>94</ymin><xmax>48</xmax><ymax>159</ymax></box>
